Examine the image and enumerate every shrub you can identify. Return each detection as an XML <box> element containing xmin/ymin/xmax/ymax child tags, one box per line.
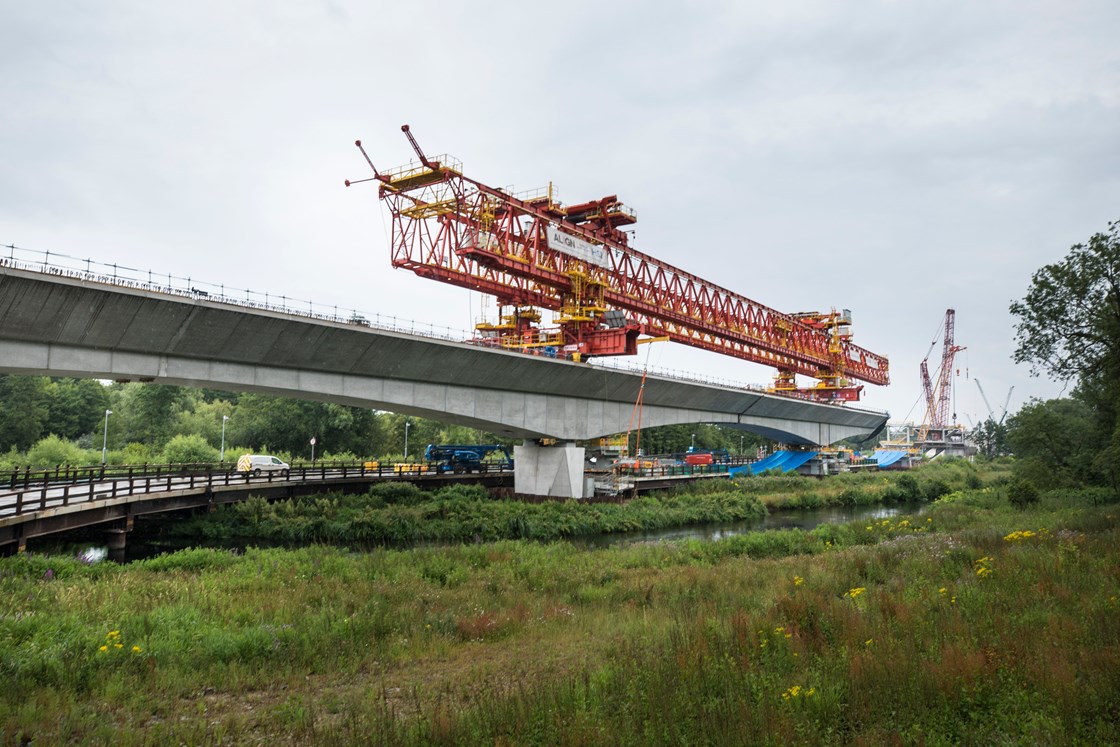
<box><xmin>367</xmin><ymin>482</ymin><xmax>425</xmax><ymax>506</ymax></box>
<box><xmin>895</xmin><ymin>473</ymin><xmax>921</xmax><ymax>500</ymax></box>
<box><xmin>117</xmin><ymin>442</ymin><xmax>155</xmax><ymax>465</ymax></box>
<box><xmin>922</xmin><ymin>479</ymin><xmax>952</xmax><ymax>502</ymax></box>
<box><xmin>26</xmin><ymin>435</ymin><xmax>86</xmax><ymax>468</ymax></box>
<box><xmin>161</xmin><ymin>434</ymin><xmax>220</xmax><ymax>465</ymax></box>
<box><xmin>1007</xmin><ymin>479</ymin><xmax>1041</xmax><ymax>508</ymax></box>
<box><xmin>1044</xmin><ymin>487</ymin><xmax>1118</xmax><ymax>506</ymax></box>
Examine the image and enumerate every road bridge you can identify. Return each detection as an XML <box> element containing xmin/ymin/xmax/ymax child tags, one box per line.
<box><xmin>0</xmin><ymin>463</ymin><xmax>512</xmax><ymax>555</ymax></box>
<box><xmin>0</xmin><ymin>258</ymin><xmax>888</xmax><ymax>497</ymax></box>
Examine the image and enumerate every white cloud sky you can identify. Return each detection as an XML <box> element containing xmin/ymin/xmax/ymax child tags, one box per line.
<box><xmin>3</xmin><ymin>0</ymin><xmax>1118</xmax><ymax>425</ymax></box>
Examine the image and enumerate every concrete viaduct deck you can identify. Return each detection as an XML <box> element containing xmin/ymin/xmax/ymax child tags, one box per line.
<box><xmin>0</xmin><ymin>262</ymin><xmax>888</xmax><ymax>497</ymax></box>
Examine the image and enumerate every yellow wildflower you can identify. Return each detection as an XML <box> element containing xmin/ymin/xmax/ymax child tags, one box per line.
<box><xmin>131</xmin><ymin>645</ymin><xmax>142</xmax><ymax>653</ymax></box>
<box><xmin>794</xmin><ymin>576</ymin><xmax>804</xmax><ymax>587</ymax></box>
<box><xmin>845</xmin><ymin>587</ymin><xmax>866</xmax><ymax>599</ymax></box>
<box><xmin>782</xmin><ymin>684</ymin><xmax>813</xmax><ymax>701</ymax></box>
<box><xmin>938</xmin><ymin>587</ymin><xmax>947</xmax><ymax>595</ymax></box>
<box><xmin>98</xmin><ymin>645</ymin><xmax>108</xmax><ymax>652</ymax></box>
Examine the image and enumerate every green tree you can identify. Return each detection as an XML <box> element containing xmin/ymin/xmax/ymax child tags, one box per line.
<box><xmin>1006</xmin><ymin>397</ymin><xmax>1102</xmax><ymax>489</ymax></box>
<box><xmin>230</xmin><ymin>395</ymin><xmax>382</xmax><ymax>458</ymax></box>
<box><xmin>627</xmin><ymin>423</ymin><xmax>767</xmax><ymax>457</ymax></box>
<box><xmin>971</xmin><ymin>417</ymin><xmax>1010</xmax><ymax>459</ymax></box>
<box><xmin>174</xmin><ymin>398</ymin><xmax>235</xmax><ymax>448</ymax></box>
<box><xmin>44</xmin><ymin>378</ymin><xmax>110</xmax><ymax>440</ymax></box>
<box><xmin>1011</xmin><ymin>219</ymin><xmax>1120</xmax><ymax>457</ymax></box>
<box><xmin>112</xmin><ymin>383</ymin><xmax>195</xmax><ymax>448</ymax></box>
<box><xmin>1010</xmin><ymin>219</ymin><xmax>1120</xmax><ymax>388</ymax></box>
<box><xmin>0</xmin><ymin>375</ymin><xmax>50</xmax><ymax>451</ymax></box>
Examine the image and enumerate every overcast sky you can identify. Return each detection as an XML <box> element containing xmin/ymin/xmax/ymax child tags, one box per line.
<box><xmin>4</xmin><ymin>1</ymin><xmax>1118</xmax><ymax>426</ymax></box>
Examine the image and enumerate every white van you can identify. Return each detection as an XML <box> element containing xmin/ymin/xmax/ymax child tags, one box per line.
<box><xmin>236</xmin><ymin>454</ymin><xmax>290</xmax><ymax>476</ymax></box>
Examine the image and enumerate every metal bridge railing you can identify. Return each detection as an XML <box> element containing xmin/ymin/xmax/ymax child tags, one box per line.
<box><xmin>0</xmin><ymin>461</ymin><xmax>513</xmax><ymax>519</ymax></box>
<box><xmin>0</xmin><ymin>243</ymin><xmax>471</xmax><ymax>345</ymax></box>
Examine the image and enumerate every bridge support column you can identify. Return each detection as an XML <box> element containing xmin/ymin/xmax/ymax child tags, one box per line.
<box><xmin>105</xmin><ymin>516</ymin><xmax>133</xmax><ymax>561</ymax></box>
<box><xmin>514</xmin><ymin>442</ymin><xmax>587</xmax><ymax>499</ymax></box>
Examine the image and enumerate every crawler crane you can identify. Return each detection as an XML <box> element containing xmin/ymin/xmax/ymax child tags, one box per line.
<box><xmin>346</xmin><ymin>126</ymin><xmax>890</xmax><ymax>402</ymax></box>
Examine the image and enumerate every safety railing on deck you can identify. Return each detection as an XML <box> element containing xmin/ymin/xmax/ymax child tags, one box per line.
<box><xmin>0</xmin><ymin>244</ymin><xmax>472</xmax><ymax>345</ymax></box>
<box><xmin>0</xmin><ymin>461</ymin><xmax>513</xmax><ymax>518</ymax></box>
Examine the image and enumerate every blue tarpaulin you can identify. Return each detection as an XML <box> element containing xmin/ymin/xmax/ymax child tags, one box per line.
<box><xmin>874</xmin><ymin>450</ymin><xmax>907</xmax><ymax>468</ymax></box>
<box><xmin>730</xmin><ymin>450</ymin><xmax>820</xmax><ymax>476</ymax></box>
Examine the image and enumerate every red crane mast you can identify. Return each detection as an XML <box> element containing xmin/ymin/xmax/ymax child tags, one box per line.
<box><xmin>920</xmin><ymin>309</ymin><xmax>964</xmax><ymax>429</ymax></box>
<box><xmin>346</xmin><ymin>126</ymin><xmax>890</xmax><ymax>401</ymax></box>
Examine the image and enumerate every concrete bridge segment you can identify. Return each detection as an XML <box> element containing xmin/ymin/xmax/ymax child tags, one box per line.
<box><xmin>0</xmin><ymin>266</ymin><xmax>889</xmax><ymax>496</ymax></box>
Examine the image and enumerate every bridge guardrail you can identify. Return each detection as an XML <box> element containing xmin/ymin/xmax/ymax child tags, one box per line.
<box><xmin>0</xmin><ymin>462</ymin><xmax>514</xmax><ymax>518</ymax></box>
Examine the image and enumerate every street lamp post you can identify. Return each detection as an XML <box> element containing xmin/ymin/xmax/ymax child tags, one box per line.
<box><xmin>101</xmin><ymin>409</ymin><xmax>113</xmax><ymax>465</ymax></box>
<box><xmin>690</xmin><ymin>433</ymin><xmax>696</xmax><ymax>451</ymax></box>
<box><xmin>220</xmin><ymin>415</ymin><xmax>229</xmax><ymax>463</ymax></box>
<box><xmin>404</xmin><ymin>421</ymin><xmax>411</xmax><ymax>459</ymax></box>
<box><xmin>740</xmin><ymin>434</ymin><xmax>744</xmax><ymax>456</ymax></box>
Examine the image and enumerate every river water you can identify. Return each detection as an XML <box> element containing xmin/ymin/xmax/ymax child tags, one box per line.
<box><xmin>574</xmin><ymin>503</ymin><xmax>919</xmax><ymax>548</ymax></box>
<box><xmin>47</xmin><ymin>503</ymin><xmax>922</xmax><ymax>563</ymax></box>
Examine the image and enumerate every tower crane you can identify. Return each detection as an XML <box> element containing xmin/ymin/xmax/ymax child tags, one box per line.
<box><xmin>346</xmin><ymin>126</ymin><xmax>890</xmax><ymax>402</ymax></box>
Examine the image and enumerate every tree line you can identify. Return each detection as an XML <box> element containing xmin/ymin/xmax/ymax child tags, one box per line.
<box><xmin>0</xmin><ymin>375</ymin><xmax>767</xmax><ymax>469</ymax></box>
<box><xmin>1006</xmin><ymin>218</ymin><xmax>1120</xmax><ymax>493</ymax></box>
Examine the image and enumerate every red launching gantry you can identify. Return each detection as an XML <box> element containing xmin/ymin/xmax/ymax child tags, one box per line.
<box><xmin>346</xmin><ymin>126</ymin><xmax>889</xmax><ymax>402</ymax></box>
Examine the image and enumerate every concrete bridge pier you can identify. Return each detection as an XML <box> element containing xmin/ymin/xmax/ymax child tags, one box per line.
<box><xmin>514</xmin><ymin>441</ymin><xmax>588</xmax><ymax>499</ymax></box>
<box><xmin>105</xmin><ymin>516</ymin><xmax>133</xmax><ymax>561</ymax></box>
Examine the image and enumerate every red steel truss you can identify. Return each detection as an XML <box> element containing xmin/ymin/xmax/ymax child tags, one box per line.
<box><xmin>346</xmin><ymin>127</ymin><xmax>890</xmax><ymax>401</ymax></box>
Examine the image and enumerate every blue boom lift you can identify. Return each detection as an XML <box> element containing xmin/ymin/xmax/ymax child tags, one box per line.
<box><xmin>423</xmin><ymin>444</ymin><xmax>514</xmax><ymax>473</ymax></box>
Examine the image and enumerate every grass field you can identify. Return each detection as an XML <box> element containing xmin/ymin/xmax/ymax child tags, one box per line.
<box><xmin>1</xmin><ymin>469</ymin><xmax>1117</xmax><ymax>744</ymax></box>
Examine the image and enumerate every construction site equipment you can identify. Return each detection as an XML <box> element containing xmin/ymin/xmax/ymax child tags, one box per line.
<box><xmin>347</xmin><ymin>126</ymin><xmax>889</xmax><ymax>402</ymax></box>
<box><xmin>975</xmin><ymin>379</ymin><xmax>1014</xmax><ymax>425</ymax></box>
<box><xmin>917</xmin><ymin>309</ymin><xmax>965</xmax><ymax>443</ymax></box>
<box><xmin>423</xmin><ymin>444</ymin><xmax>513</xmax><ymax>473</ymax></box>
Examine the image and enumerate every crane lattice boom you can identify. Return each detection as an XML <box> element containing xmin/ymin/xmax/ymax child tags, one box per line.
<box><xmin>347</xmin><ymin>127</ymin><xmax>890</xmax><ymax>401</ymax></box>
<box><xmin>921</xmin><ymin>309</ymin><xmax>964</xmax><ymax>429</ymax></box>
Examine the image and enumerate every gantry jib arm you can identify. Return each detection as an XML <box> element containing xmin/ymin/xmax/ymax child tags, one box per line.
<box><xmin>348</xmin><ymin>129</ymin><xmax>890</xmax><ymax>388</ymax></box>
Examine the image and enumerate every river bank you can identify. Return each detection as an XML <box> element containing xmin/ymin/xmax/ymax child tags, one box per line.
<box><xmin>125</xmin><ymin>459</ymin><xmax>981</xmax><ymax>550</ymax></box>
<box><xmin>2</xmin><ymin>480</ymin><xmax>1117</xmax><ymax>745</ymax></box>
